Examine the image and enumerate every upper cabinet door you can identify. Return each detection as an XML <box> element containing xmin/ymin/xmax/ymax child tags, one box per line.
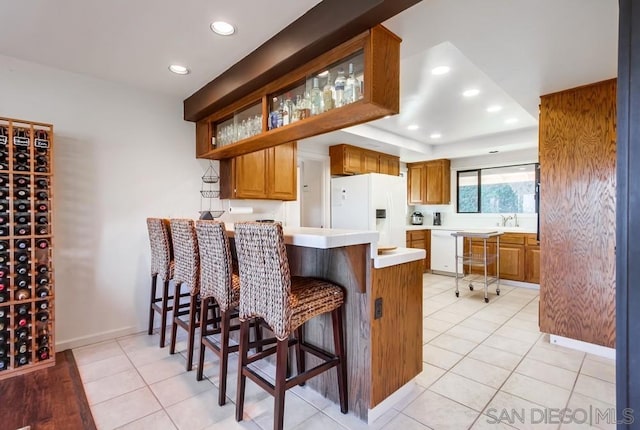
<box><xmin>267</xmin><ymin>142</ymin><xmax>297</xmax><ymax>200</ymax></box>
<box><xmin>235</xmin><ymin>150</ymin><xmax>268</xmax><ymax>199</ymax></box>
<box><xmin>424</xmin><ymin>162</ymin><xmax>443</xmax><ymax>205</ymax></box>
<box><xmin>343</xmin><ymin>146</ymin><xmax>363</xmax><ymax>174</ymax></box>
<box><xmin>407</xmin><ymin>164</ymin><xmax>425</xmax><ymax>204</ymax></box>
<box><xmin>362</xmin><ymin>151</ymin><xmax>379</xmax><ymax>173</ymax></box>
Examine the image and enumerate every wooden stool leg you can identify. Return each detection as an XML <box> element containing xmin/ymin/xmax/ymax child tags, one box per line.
<box><xmin>274</xmin><ymin>339</ymin><xmax>289</xmax><ymax>430</ymax></box>
<box><xmin>294</xmin><ymin>326</ymin><xmax>305</xmax><ymax>386</ymax></box>
<box><xmin>332</xmin><ymin>307</ymin><xmax>348</xmax><ymax>414</ymax></box>
<box><xmin>253</xmin><ymin>320</ymin><xmax>263</xmax><ymax>353</ymax></box>
<box><xmin>197</xmin><ymin>297</ymin><xmax>209</xmax><ymax>381</ymax></box>
<box><xmin>235</xmin><ymin>320</ymin><xmax>250</xmax><ymax>422</ymax></box>
<box><xmin>218</xmin><ymin>309</ymin><xmax>231</xmax><ymax>406</ymax></box>
<box><xmin>169</xmin><ymin>282</ymin><xmax>182</xmax><ymax>355</ymax></box>
<box><xmin>148</xmin><ymin>274</ymin><xmax>158</xmax><ymax>335</ymax></box>
<box><xmin>159</xmin><ymin>279</ymin><xmax>170</xmax><ymax>347</ymax></box>
<box><xmin>186</xmin><ymin>295</ymin><xmax>197</xmax><ymax>371</ymax></box>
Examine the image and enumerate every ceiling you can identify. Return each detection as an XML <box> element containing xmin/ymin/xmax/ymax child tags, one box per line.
<box><xmin>0</xmin><ymin>0</ymin><xmax>619</xmax><ymax>161</ymax></box>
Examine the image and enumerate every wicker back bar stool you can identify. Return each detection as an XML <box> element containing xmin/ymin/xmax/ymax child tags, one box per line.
<box><xmin>233</xmin><ymin>222</ymin><xmax>348</xmax><ymax>430</ymax></box>
<box><xmin>169</xmin><ymin>218</ymin><xmax>201</xmax><ymax>371</ymax></box>
<box><xmin>194</xmin><ymin>220</ymin><xmax>240</xmax><ymax>405</ymax></box>
<box><xmin>146</xmin><ymin>218</ymin><xmax>174</xmax><ymax>347</ymax></box>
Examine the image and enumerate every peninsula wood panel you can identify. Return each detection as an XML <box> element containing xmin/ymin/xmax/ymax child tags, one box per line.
<box><xmin>539</xmin><ymin>79</ymin><xmax>617</xmax><ymax>348</ymax></box>
<box><xmin>370</xmin><ymin>260</ymin><xmax>422</xmax><ymax>407</ymax></box>
<box><xmin>286</xmin><ymin>244</ymin><xmax>372</xmax><ymax>419</ymax></box>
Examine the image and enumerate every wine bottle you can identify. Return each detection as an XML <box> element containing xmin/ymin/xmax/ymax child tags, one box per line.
<box><xmin>0</xmin><ymin>253</ymin><xmax>6</xmax><ymax>265</ymax></box>
<box><xmin>36</xmin><ymin>225</ymin><xmax>48</xmax><ymax>235</ymax></box>
<box><xmin>0</xmin><ymin>226</ymin><xmax>7</xmax><ymax>236</ymax></box>
<box><xmin>0</xmin><ymin>265</ymin><xmax>7</xmax><ymax>278</ymax></box>
<box><xmin>37</xmin><ymin>333</ymin><xmax>49</xmax><ymax>348</ymax></box>
<box><xmin>36</xmin><ymin>310</ymin><xmax>49</xmax><ymax>322</ymax></box>
<box><xmin>14</xmin><ymin>152</ymin><xmax>29</xmax><ymax>163</ymax></box>
<box><xmin>0</xmin><ymin>346</ymin><xmax>8</xmax><ymax>359</ymax></box>
<box><xmin>36</xmin><ymin>301</ymin><xmax>48</xmax><ymax>311</ymax></box>
<box><xmin>0</xmin><ymin>331</ymin><xmax>7</xmax><ymax>344</ymax></box>
<box><xmin>0</xmin><ymin>202</ymin><xmax>6</xmax><ymax>211</ymax></box>
<box><xmin>36</xmin><ymin>274</ymin><xmax>48</xmax><ymax>286</ymax></box>
<box><xmin>37</xmin><ymin>239</ymin><xmax>49</xmax><ymax>249</ymax></box>
<box><xmin>36</xmin><ymin>178</ymin><xmax>48</xmax><ymax>189</ymax></box>
<box><xmin>15</xmin><ymin>202</ymin><xmax>30</xmax><ymax>212</ymax></box>
<box><xmin>14</xmin><ymin>176</ymin><xmax>29</xmax><ymax>187</ymax></box>
<box><xmin>15</xmin><ymin>326</ymin><xmax>28</xmax><ymax>341</ymax></box>
<box><xmin>36</xmin><ymin>203</ymin><xmax>48</xmax><ymax>213</ymax></box>
<box><xmin>15</xmin><ymin>188</ymin><xmax>29</xmax><ymax>199</ymax></box>
<box><xmin>15</xmin><ymin>353</ymin><xmax>29</xmax><ymax>366</ymax></box>
<box><xmin>36</xmin><ymin>155</ymin><xmax>47</xmax><ymax>166</ymax></box>
<box><xmin>15</xmin><ymin>214</ymin><xmax>29</xmax><ymax>224</ymax></box>
<box><xmin>36</xmin><ymin>264</ymin><xmax>48</xmax><ymax>274</ymax></box>
<box><xmin>15</xmin><ymin>263</ymin><xmax>29</xmax><ymax>276</ymax></box>
<box><xmin>0</xmin><ymin>291</ymin><xmax>7</xmax><ymax>303</ymax></box>
<box><xmin>0</xmin><ymin>240</ymin><xmax>7</xmax><ymax>251</ymax></box>
<box><xmin>15</xmin><ymin>288</ymin><xmax>31</xmax><ymax>301</ymax></box>
<box><xmin>36</xmin><ymin>191</ymin><xmax>48</xmax><ymax>201</ymax></box>
<box><xmin>0</xmin><ymin>307</ymin><xmax>6</xmax><ymax>318</ymax></box>
<box><xmin>0</xmin><ymin>176</ymin><xmax>6</xmax><ymax>187</ymax></box>
<box><xmin>14</xmin><ymin>225</ymin><xmax>30</xmax><ymax>236</ymax></box>
<box><xmin>36</xmin><ymin>215</ymin><xmax>47</xmax><ymax>225</ymax></box>
<box><xmin>36</xmin><ymin>286</ymin><xmax>49</xmax><ymax>298</ymax></box>
<box><xmin>0</xmin><ymin>358</ymin><xmax>9</xmax><ymax>370</ymax></box>
<box><xmin>37</xmin><ymin>346</ymin><xmax>49</xmax><ymax>361</ymax></box>
<box><xmin>15</xmin><ymin>164</ymin><xmax>30</xmax><ymax>172</ymax></box>
<box><xmin>16</xmin><ymin>252</ymin><xmax>29</xmax><ymax>263</ymax></box>
<box><xmin>16</xmin><ymin>314</ymin><xmax>29</xmax><ymax>328</ymax></box>
<box><xmin>16</xmin><ymin>304</ymin><xmax>29</xmax><ymax>316</ymax></box>
<box><xmin>15</xmin><ymin>239</ymin><xmax>30</xmax><ymax>249</ymax></box>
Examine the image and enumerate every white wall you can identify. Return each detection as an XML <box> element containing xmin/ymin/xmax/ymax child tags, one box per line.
<box><xmin>0</xmin><ymin>54</ymin><xmax>207</xmax><ymax>349</ymax></box>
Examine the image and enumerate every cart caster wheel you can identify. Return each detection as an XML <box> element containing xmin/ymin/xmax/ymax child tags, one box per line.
<box><xmin>496</xmin><ymin>290</ymin><xmax>500</xmax><ymax>295</ymax></box>
<box><xmin>484</xmin><ymin>297</ymin><xmax>489</xmax><ymax>303</ymax></box>
<box><xmin>455</xmin><ymin>292</ymin><xmax>460</xmax><ymax>297</ymax></box>
<box><xmin>469</xmin><ymin>285</ymin><xmax>474</xmax><ymax>291</ymax></box>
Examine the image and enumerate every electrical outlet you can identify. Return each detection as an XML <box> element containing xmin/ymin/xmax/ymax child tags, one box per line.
<box><xmin>374</xmin><ymin>297</ymin><xmax>383</xmax><ymax>319</ymax></box>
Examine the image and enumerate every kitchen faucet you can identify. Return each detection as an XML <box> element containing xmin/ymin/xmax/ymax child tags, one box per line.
<box><xmin>513</xmin><ymin>213</ymin><xmax>519</xmax><ymax>227</ymax></box>
<box><xmin>500</xmin><ymin>214</ymin><xmax>513</xmax><ymax>227</ymax></box>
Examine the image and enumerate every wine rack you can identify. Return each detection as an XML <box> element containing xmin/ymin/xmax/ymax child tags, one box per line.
<box><xmin>0</xmin><ymin>116</ymin><xmax>55</xmax><ymax>379</ymax></box>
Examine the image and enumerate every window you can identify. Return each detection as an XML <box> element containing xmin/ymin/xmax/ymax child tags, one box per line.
<box><xmin>457</xmin><ymin>163</ymin><xmax>538</xmax><ymax>213</ymax></box>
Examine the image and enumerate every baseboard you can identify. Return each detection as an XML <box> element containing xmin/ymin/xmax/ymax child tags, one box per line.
<box><xmin>55</xmin><ymin>325</ymin><xmax>142</xmax><ymax>351</ymax></box>
<box><xmin>500</xmin><ymin>279</ymin><xmax>540</xmax><ymax>290</ymax></box>
<box><xmin>367</xmin><ymin>381</ymin><xmax>416</xmax><ymax>424</ymax></box>
<box><xmin>549</xmin><ymin>334</ymin><xmax>616</xmax><ymax>360</ymax></box>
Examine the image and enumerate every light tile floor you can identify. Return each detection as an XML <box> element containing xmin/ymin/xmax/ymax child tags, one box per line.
<box><xmin>73</xmin><ymin>274</ymin><xmax>616</xmax><ymax>430</ymax></box>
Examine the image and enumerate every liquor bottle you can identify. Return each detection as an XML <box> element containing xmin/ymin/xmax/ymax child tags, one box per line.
<box><xmin>36</xmin><ymin>310</ymin><xmax>49</xmax><ymax>323</ymax></box>
<box><xmin>15</xmin><ymin>188</ymin><xmax>30</xmax><ymax>199</ymax></box>
<box><xmin>36</xmin><ymin>286</ymin><xmax>49</xmax><ymax>298</ymax></box>
<box><xmin>322</xmin><ymin>72</ymin><xmax>335</xmax><ymax>112</ymax></box>
<box><xmin>310</xmin><ymin>78</ymin><xmax>323</xmax><ymax>115</ymax></box>
<box><xmin>16</xmin><ymin>239</ymin><xmax>30</xmax><ymax>250</ymax></box>
<box><xmin>15</xmin><ymin>288</ymin><xmax>31</xmax><ymax>301</ymax></box>
<box><xmin>36</xmin><ymin>178</ymin><xmax>48</xmax><ymax>189</ymax></box>
<box><xmin>344</xmin><ymin>63</ymin><xmax>362</xmax><ymax>105</ymax></box>
<box><xmin>268</xmin><ymin>97</ymin><xmax>280</xmax><ymax>130</ymax></box>
<box><xmin>296</xmin><ymin>94</ymin><xmax>311</xmax><ymax>121</ymax></box>
<box><xmin>277</xmin><ymin>99</ymin><xmax>285</xmax><ymax>128</ymax></box>
<box><xmin>283</xmin><ymin>94</ymin><xmax>293</xmax><ymax>126</ymax></box>
<box><xmin>334</xmin><ymin>68</ymin><xmax>347</xmax><ymax>107</ymax></box>
<box><xmin>37</xmin><ymin>239</ymin><xmax>49</xmax><ymax>249</ymax></box>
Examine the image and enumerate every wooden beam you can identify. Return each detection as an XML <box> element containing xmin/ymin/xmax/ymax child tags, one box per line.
<box><xmin>183</xmin><ymin>0</ymin><xmax>421</xmax><ymax>122</ymax></box>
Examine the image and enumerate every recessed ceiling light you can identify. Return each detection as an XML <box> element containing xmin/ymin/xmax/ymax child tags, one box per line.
<box><xmin>168</xmin><ymin>64</ymin><xmax>190</xmax><ymax>75</ymax></box>
<box><xmin>210</xmin><ymin>21</ymin><xmax>236</xmax><ymax>36</ymax></box>
<box><xmin>431</xmin><ymin>66</ymin><xmax>450</xmax><ymax>75</ymax></box>
<box><xmin>486</xmin><ymin>105</ymin><xmax>503</xmax><ymax>113</ymax></box>
<box><xmin>505</xmin><ymin>118</ymin><xmax>519</xmax><ymax>124</ymax></box>
<box><xmin>407</xmin><ymin>124</ymin><xmax>420</xmax><ymax>130</ymax></box>
<box><xmin>463</xmin><ymin>89</ymin><xmax>480</xmax><ymax>97</ymax></box>
<box><xmin>489</xmin><ymin>150</ymin><xmax>499</xmax><ymax>154</ymax></box>
<box><xmin>430</xmin><ymin>133</ymin><xmax>442</xmax><ymax>139</ymax></box>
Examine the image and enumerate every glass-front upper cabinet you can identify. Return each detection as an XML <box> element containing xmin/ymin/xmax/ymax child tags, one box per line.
<box><xmin>267</xmin><ymin>51</ymin><xmax>364</xmax><ymax>131</ymax></box>
<box><xmin>212</xmin><ymin>102</ymin><xmax>262</xmax><ymax>149</ymax></box>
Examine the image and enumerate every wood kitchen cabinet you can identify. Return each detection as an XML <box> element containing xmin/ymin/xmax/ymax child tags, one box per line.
<box><xmin>463</xmin><ymin>232</ymin><xmax>533</xmax><ymax>283</ymax></box>
<box><xmin>329</xmin><ymin>144</ymin><xmax>400</xmax><ymax>176</ymax></box>
<box><xmin>194</xmin><ymin>25</ymin><xmax>401</xmax><ymax>160</ymax></box>
<box><xmin>220</xmin><ymin>142</ymin><xmax>297</xmax><ymax>200</ymax></box>
<box><xmin>525</xmin><ymin>234</ymin><xmax>540</xmax><ymax>284</ymax></box>
<box><xmin>406</xmin><ymin>159</ymin><xmax>451</xmax><ymax>205</ymax></box>
<box><xmin>406</xmin><ymin>229</ymin><xmax>430</xmax><ymax>272</ymax></box>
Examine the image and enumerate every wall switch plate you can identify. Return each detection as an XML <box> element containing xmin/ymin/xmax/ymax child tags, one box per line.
<box><xmin>374</xmin><ymin>297</ymin><xmax>383</xmax><ymax>319</ymax></box>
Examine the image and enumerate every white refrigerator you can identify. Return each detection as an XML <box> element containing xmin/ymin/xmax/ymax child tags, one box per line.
<box><xmin>330</xmin><ymin>173</ymin><xmax>407</xmax><ymax>248</ymax></box>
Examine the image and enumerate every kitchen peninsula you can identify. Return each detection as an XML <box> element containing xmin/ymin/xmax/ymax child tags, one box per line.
<box><xmin>226</xmin><ymin>224</ymin><xmax>425</xmax><ymax>421</ymax></box>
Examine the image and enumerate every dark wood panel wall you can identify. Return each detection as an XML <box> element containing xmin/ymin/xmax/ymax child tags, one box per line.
<box><xmin>539</xmin><ymin>79</ymin><xmax>617</xmax><ymax>348</ymax></box>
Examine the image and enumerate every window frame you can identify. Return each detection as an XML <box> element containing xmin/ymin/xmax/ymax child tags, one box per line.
<box><xmin>456</xmin><ymin>162</ymin><xmax>539</xmax><ymax>214</ymax></box>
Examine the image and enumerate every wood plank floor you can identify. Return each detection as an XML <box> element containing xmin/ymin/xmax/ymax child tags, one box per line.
<box><xmin>0</xmin><ymin>350</ymin><xmax>96</xmax><ymax>430</ymax></box>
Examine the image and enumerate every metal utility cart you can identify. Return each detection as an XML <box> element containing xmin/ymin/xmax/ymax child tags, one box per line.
<box><xmin>451</xmin><ymin>231</ymin><xmax>503</xmax><ymax>303</ymax></box>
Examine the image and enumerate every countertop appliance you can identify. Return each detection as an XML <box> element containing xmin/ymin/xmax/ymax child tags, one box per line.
<box><xmin>411</xmin><ymin>211</ymin><xmax>424</xmax><ymax>225</ymax></box>
<box><xmin>430</xmin><ymin>229</ymin><xmax>463</xmax><ymax>275</ymax></box>
<box><xmin>331</xmin><ymin>173</ymin><xmax>406</xmax><ymax>248</ymax></box>
<box><xmin>433</xmin><ymin>212</ymin><xmax>442</xmax><ymax>226</ymax></box>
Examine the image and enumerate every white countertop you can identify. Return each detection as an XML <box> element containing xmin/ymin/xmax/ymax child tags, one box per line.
<box><xmin>405</xmin><ymin>225</ymin><xmax>537</xmax><ymax>234</ymax></box>
<box><xmin>225</xmin><ymin>223</ymin><xmax>379</xmax><ymax>250</ymax></box>
<box><xmin>373</xmin><ymin>247</ymin><xmax>426</xmax><ymax>269</ymax></box>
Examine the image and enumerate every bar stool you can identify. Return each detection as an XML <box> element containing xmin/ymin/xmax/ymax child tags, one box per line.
<box><xmin>233</xmin><ymin>222</ymin><xmax>348</xmax><ymax>430</ymax></box>
<box><xmin>169</xmin><ymin>218</ymin><xmax>201</xmax><ymax>371</ymax></box>
<box><xmin>194</xmin><ymin>220</ymin><xmax>240</xmax><ymax>406</ymax></box>
<box><xmin>146</xmin><ymin>218</ymin><xmax>174</xmax><ymax>347</ymax></box>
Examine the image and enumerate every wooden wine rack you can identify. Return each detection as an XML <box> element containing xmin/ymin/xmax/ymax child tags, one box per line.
<box><xmin>0</xmin><ymin>116</ymin><xmax>55</xmax><ymax>380</ymax></box>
